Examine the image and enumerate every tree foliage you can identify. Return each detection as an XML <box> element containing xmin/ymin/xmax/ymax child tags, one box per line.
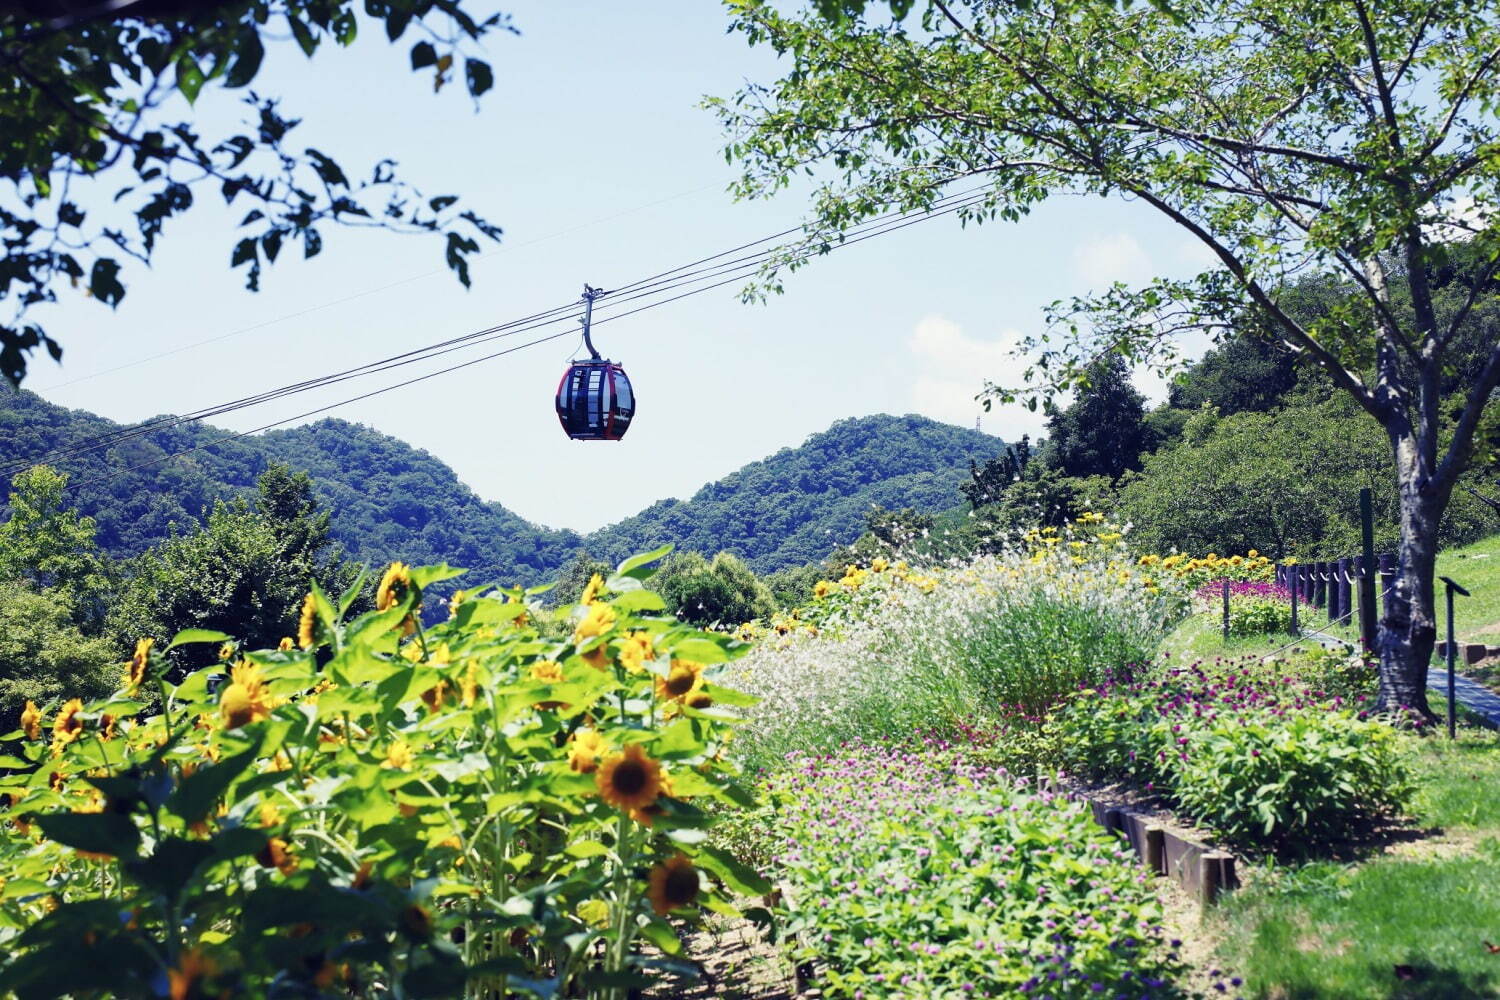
<box><xmin>0</xmin><ymin>0</ymin><xmax>513</xmax><ymax>385</ymax></box>
<box><xmin>1041</xmin><ymin>357</ymin><xmax>1149</xmax><ymax>482</ymax></box>
<box><xmin>712</xmin><ymin>0</ymin><xmax>1500</xmax><ymax>712</ymax></box>
<box><xmin>0</xmin><ymin>581</ymin><xmax>118</xmax><ymax>730</ymax></box>
<box><xmin>106</xmin><ymin>463</ymin><xmax>351</xmax><ymax>675</ymax></box>
<box><xmin>0</xmin><ymin>464</ymin><xmax>112</xmax><ymax>610</ymax></box>
<box><xmin>651</xmin><ymin>550</ymin><xmax>777</xmax><ymax>627</ymax></box>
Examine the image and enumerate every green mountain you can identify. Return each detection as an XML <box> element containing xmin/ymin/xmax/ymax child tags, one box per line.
<box><xmin>0</xmin><ymin>389</ymin><xmax>1003</xmax><ymax>580</ymax></box>
<box><xmin>588</xmin><ymin>414</ymin><xmax>1002</xmax><ymax>573</ymax></box>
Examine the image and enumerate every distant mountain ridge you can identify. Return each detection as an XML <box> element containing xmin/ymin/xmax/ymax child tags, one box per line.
<box><xmin>0</xmin><ymin>389</ymin><xmax>1004</xmax><ymax>581</ymax></box>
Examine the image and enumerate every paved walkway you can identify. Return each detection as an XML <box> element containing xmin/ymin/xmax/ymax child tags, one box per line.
<box><xmin>1427</xmin><ymin>666</ymin><xmax>1500</xmax><ymax>728</ymax></box>
<box><xmin>1288</xmin><ymin>627</ymin><xmax>1500</xmax><ymax>727</ymax></box>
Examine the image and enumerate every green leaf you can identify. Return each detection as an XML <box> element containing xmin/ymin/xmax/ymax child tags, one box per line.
<box><xmin>167</xmin><ymin>628</ymin><xmax>232</xmax><ymax>651</ymax></box>
<box><xmin>166</xmin><ymin>736</ymin><xmax>263</xmax><ymax>824</ymax></box>
<box><xmin>465</xmin><ymin>58</ymin><xmax>494</xmax><ymax>98</ymax></box>
<box><xmin>88</xmin><ymin>259</ymin><xmax>125</xmax><ymax>307</ymax></box>
<box><xmin>176</xmin><ymin>54</ymin><xmax>205</xmax><ymax>103</ymax></box>
<box><xmin>411</xmin><ymin>41</ymin><xmax>438</xmax><ymax>69</ymax></box>
<box><xmin>616</xmin><ymin>545</ymin><xmax>673</xmax><ymax>579</ymax></box>
<box><xmin>611</xmin><ymin>590</ymin><xmax>666</xmax><ymax>613</ymax></box>
<box><xmin>225</xmin><ymin>29</ymin><xmax>265</xmax><ymax>87</ymax></box>
<box><xmin>34</xmin><ymin>811</ymin><xmax>140</xmax><ymax>859</ymax></box>
<box><xmin>122</xmin><ymin>837</ymin><xmax>214</xmax><ymax>896</ymax></box>
<box><xmin>638</xmin><ymin>918</ymin><xmax>681</xmax><ymax>955</ymax></box>
<box><xmin>287</xmin><ymin>14</ymin><xmax>318</xmax><ymax>56</ymax></box>
<box><xmin>695</xmin><ymin>844</ymin><xmax>771</xmax><ymax>896</ymax></box>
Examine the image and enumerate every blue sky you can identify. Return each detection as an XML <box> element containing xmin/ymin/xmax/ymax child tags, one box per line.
<box><xmin>26</xmin><ymin>1</ymin><xmax>1215</xmax><ymax>531</ymax></box>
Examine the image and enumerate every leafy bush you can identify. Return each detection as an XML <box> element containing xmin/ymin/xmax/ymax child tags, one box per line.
<box><xmin>0</xmin><ymin>553</ymin><xmax>766</xmax><ymax>999</ymax></box>
<box><xmin>1053</xmin><ymin>659</ymin><xmax>1412</xmax><ymax>852</ymax></box>
<box><xmin>761</xmin><ymin>743</ymin><xmax>1189</xmax><ymax>999</ymax></box>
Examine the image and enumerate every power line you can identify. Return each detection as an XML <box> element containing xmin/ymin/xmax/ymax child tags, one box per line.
<box><xmin>9</xmin><ymin>186</ymin><xmax>997</xmax><ymax>485</ymax></box>
<box><xmin>34</xmin><ymin>181</ymin><xmax>722</xmax><ymax>393</ymax></box>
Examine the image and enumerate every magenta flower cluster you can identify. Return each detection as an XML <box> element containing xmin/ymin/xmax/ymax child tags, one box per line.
<box><xmin>760</xmin><ymin>741</ymin><xmax>1196</xmax><ymax>999</ymax></box>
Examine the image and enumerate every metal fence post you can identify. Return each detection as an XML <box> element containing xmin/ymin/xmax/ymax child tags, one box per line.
<box><xmin>1222</xmin><ymin>578</ymin><xmax>1232</xmax><ymax>640</ymax></box>
<box><xmin>1360</xmin><ymin>488</ymin><xmax>1378</xmax><ymax>651</ymax></box>
<box><xmin>1289</xmin><ymin>569</ymin><xmax>1300</xmax><ymax>636</ymax></box>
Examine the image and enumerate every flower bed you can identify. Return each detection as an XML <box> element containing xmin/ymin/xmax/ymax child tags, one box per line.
<box><xmin>1051</xmin><ymin>657</ymin><xmax>1412</xmax><ymax>852</ymax></box>
<box><xmin>749</xmin><ymin>742</ymin><xmax>1190</xmax><ymax>999</ymax></box>
<box><xmin>729</xmin><ymin>527</ymin><xmax>1185</xmax><ymax>773</ymax></box>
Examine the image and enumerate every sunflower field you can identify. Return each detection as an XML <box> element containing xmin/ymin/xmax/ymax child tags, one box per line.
<box><xmin>0</xmin><ymin>551</ymin><xmax>767</xmax><ymax>999</ymax></box>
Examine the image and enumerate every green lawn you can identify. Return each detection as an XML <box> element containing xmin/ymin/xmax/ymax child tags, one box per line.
<box><xmin>1436</xmin><ymin>533</ymin><xmax>1500</xmax><ymax>643</ymax></box>
<box><xmin>1153</xmin><ymin>599</ymin><xmax>1500</xmax><ymax>998</ymax></box>
<box><xmin>1212</xmin><ymin>731</ymin><xmax>1500</xmax><ymax>999</ymax></box>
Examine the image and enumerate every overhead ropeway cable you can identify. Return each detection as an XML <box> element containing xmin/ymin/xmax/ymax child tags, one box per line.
<box><xmin>6</xmin><ymin>184</ymin><xmax>998</xmax><ymax>483</ymax></box>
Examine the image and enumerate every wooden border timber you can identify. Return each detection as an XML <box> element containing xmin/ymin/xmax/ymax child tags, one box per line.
<box><xmin>1081</xmin><ymin>792</ymin><xmax>1240</xmax><ymax>904</ymax></box>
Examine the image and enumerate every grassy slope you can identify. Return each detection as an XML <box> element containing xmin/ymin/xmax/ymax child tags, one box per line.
<box><xmin>1154</xmin><ymin>603</ymin><xmax>1500</xmax><ymax>998</ymax></box>
<box><xmin>1214</xmin><ymin>732</ymin><xmax>1500</xmax><ymax>999</ymax></box>
<box><xmin>1435</xmin><ymin>532</ymin><xmax>1500</xmax><ymax>643</ymax></box>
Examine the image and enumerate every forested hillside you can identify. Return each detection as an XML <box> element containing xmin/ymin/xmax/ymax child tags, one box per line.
<box><xmin>0</xmin><ymin>392</ymin><xmax>1004</xmax><ymax>582</ymax></box>
<box><xmin>589</xmin><ymin>414</ymin><xmax>1001</xmax><ymax>572</ymax></box>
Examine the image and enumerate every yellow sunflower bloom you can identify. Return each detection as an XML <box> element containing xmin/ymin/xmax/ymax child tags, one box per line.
<box><xmin>647</xmin><ymin>854</ymin><xmax>700</xmax><ymax>915</ymax></box>
<box><xmin>297</xmin><ymin>592</ymin><xmax>318</xmax><ymax>649</ymax></box>
<box><xmin>220</xmin><ymin>661</ymin><xmax>271</xmax><ymax>729</ymax></box>
<box><xmin>529</xmin><ymin>660</ymin><xmax>564</xmax><ymax>684</ymax></box>
<box><xmin>568</xmin><ymin>727</ymin><xmax>608</xmax><ymax>774</ymax></box>
<box><xmin>572</xmin><ymin>603</ymin><xmax>617</xmax><ymax>644</ymax></box>
<box><xmin>617</xmin><ymin>631</ymin><xmax>655</xmax><ymax>674</ymax></box>
<box><xmin>596</xmin><ymin>744</ymin><xmax>662</xmax><ymax>811</ymax></box>
<box><xmin>123</xmin><ymin>638</ymin><xmax>153</xmax><ymax>691</ymax></box>
<box><xmin>376</xmin><ymin>562</ymin><xmax>413</xmax><ymax>612</ymax></box>
<box><xmin>812</xmin><ymin>580</ymin><xmax>833</xmax><ymax>599</ymax></box>
<box><xmin>656</xmin><ymin>660</ymin><xmax>704</xmax><ymax>702</ymax></box>
<box><xmin>384</xmin><ymin>741</ymin><xmax>414</xmax><ymax>770</ymax></box>
<box><xmin>580</xmin><ymin>573</ymin><xmax>604</xmax><ymax>606</ymax></box>
<box><xmin>20</xmin><ymin>700</ymin><xmax>41</xmax><ymax>741</ymax></box>
<box><xmin>52</xmin><ymin>698</ymin><xmax>84</xmax><ymax>748</ymax></box>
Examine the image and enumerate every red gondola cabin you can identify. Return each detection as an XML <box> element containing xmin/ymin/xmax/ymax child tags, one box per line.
<box><xmin>555</xmin><ymin>360</ymin><xmax>634</xmax><ymax>441</ymax></box>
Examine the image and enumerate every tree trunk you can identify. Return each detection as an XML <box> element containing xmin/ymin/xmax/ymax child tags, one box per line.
<box><xmin>1377</xmin><ymin>435</ymin><xmax>1446</xmax><ymax>717</ymax></box>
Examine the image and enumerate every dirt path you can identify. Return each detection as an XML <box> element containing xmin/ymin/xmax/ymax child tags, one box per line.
<box><xmin>642</xmin><ymin>913</ymin><xmax>801</xmax><ymax>999</ymax></box>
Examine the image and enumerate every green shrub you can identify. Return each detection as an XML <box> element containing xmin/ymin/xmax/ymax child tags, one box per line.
<box><xmin>1226</xmin><ymin>595</ymin><xmax>1292</xmax><ymax>636</ymax></box>
<box><xmin>1052</xmin><ymin>659</ymin><xmax>1412</xmax><ymax>853</ymax></box>
<box><xmin>762</xmin><ymin>743</ymin><xmax>1190</xmax><ymax>999</ymax></box>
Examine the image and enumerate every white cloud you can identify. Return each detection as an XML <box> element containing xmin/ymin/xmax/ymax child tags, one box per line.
<box><xmin>1072</xmin><ymin>232</ymin><xmax>1153</xmax><ymax>288</ymax></box>
<box><xmin>905</xmin><ymin>315</ymin><xmax>1047</xmax><ymax>437</ymax></box>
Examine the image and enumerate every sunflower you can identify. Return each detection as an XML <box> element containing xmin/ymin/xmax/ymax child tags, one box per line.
<box><xmin>460</xmin><ymin>664</ymin><xmax>479</xmax><ymax>707</ymax></box>
<box><xmin>647</xmin><ymin>854</ymin><xmax>700</xmax><ymax>916</ymax></box>
<box><xmin>220</xmin><ymin>661</ymin><xmax>271</xmax><ymax>729</ymax></box>
<box><xmin>529</xmin><ymin>660</ymin><xmax>564</xmax><ymax>684</ymax></box>
<box><xmin>277</xmin><ymin>636</ymin><xmax>294</xmax><ymax>652</ymax></box>
<box><xmin>656</xmin><ymin>659</ymin><xmax>704</xmax><ymax>702</ymax></box>
<box><xmin>376</xmin><ymin>562</ymin><xmax>413</xmax><ymax>612</ymax></box>
<box><xmin>19</xmin><ymin>700</ymin><xmax>41</xmax><ymax>741</ymax></box>
<box><xmin>255</xmin><ymin>835</ymin><xmax>297</xmax><ymax>875</ymax></box>
<box><xmin>123</xmin><ymin>638</ymin><xmax>153</xmax><ymax>691</ymax></box>
<box><xmin>217</xmin><ymin>642</ymin><xmax>235</xmax><ymax>662</ymax></box>
<box><xmin>580</xmin><ymin>573</ymin><xmax>604</xmax><ymax>606</ymax></box>
<box><xmin>420</xmin><ymin>681</ymin><xmax>450</xmax><ymax>714</ymax></box>
<box><xmin>580</xmin><ymin>645</ymin><xmax>610</xmax><ymax>671</ymax></box>
<box><xmin>572</xmin><ymin>603</ymin><xmax>617</xmax><ymax>644</ymax></box>
<box><xmin>297</xmin><ymin>592</ymin><xmax>318</xmax><ymax>649</ymax></box>
<box><xmin>384</xmin><ymin>741</ymin><xmax>414</xmax><ymax>770</ymax></box>
<box><xmin>568</xmin><ymin>727</ymin><xmax>608</xmax><ymax>774</ymax></box>
<box><xmin>52</xmin><ymin>698</ymin><xmax>84</xmax><ymax>748</ymax></box>
<box><xmin>448</xmin><ymin>589</ymin><xmax>468</xmax><ymax>619</ymax></box>
<box><xmin>100</xmin><ymin>714</ymin><xmax>117</xmax><ymax>741</ymax></box>
<box><xmin>617</xmin><ymin>631</ymin><xmax>655</xmax><ymax>674</ymax></box>
<box><xmin>595</xmin><ymin>744</ymin><xmax>662</xmax><ymax>811</ymax></box>
<box><xmin>168</xmin><ymin>948</ymin><xmax>218</xmax><ymax>1000</ymax></box>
